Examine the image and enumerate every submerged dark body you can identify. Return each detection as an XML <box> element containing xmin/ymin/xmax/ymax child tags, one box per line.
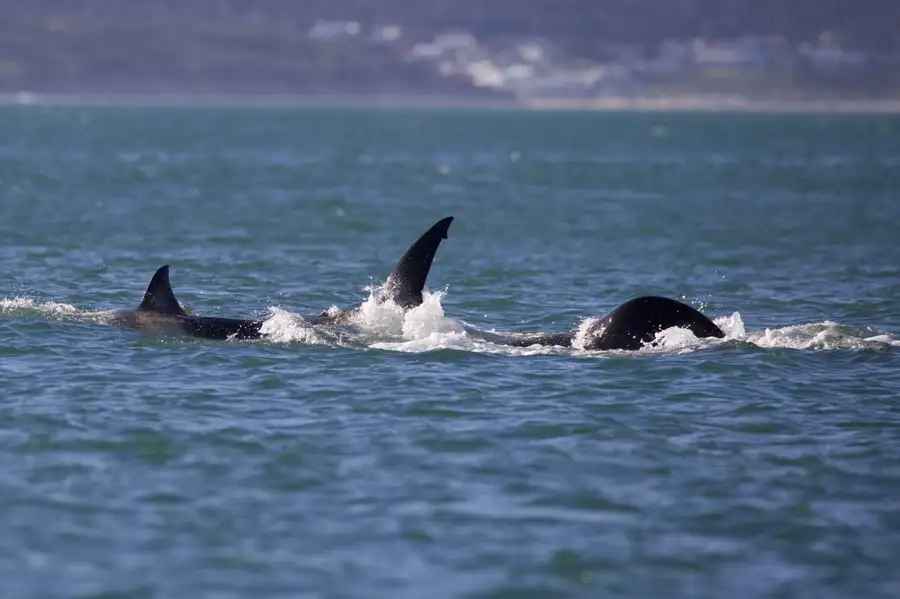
<box><xmin>111</xmin><ymin>214</ymin><xmax>719</xmax><ymax>350</ymax></box>
<box><xmin>499</xmin><ymin>296</ymin><xmax>725</xmax><ymax>350</ymax></box>
<box><xmin>111</xmin><ymin>265</ymin><xmax>263</xmax><ymax>340</ymax></box>
<box><xmin>586</xmin><ymin>296</ymin><xmax>724</xmax><ymax>350</ymax></box>
<box><xmin>115</xmin><ymin>217</ymin><xmax>454</xmax><ymax>340</ymax></box>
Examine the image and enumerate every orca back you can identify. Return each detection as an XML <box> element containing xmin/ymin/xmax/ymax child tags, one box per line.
<box><xmin>178</xmin><ymin>316</ymin><xmax>263</xmax><ymax>340</ymax></box>
<box><xmin>586</xmin><ymin>296</ymin><xmax>724</xmax><ymax>350</ymax></box>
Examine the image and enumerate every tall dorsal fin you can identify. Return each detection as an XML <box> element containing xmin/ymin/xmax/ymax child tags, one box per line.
<box><xmin>138</xmin><ymin>265</ymin><xmax>186</xmax><ymax>315</ymax></box>
<box><xmin>382</xmin><ymin>216</ymin><xmax>453</xmax><ymax>308</ymax></box>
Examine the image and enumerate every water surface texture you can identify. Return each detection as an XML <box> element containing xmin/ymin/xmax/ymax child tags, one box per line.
<box><xmin>2</xmin><ymin>106</ymin><xmax>900</xmax><ymax>598</ymax></box>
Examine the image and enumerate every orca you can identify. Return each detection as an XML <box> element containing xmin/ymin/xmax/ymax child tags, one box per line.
<box><xmin>112</xmin><ymin>217</ymin><xmax>454</xmax><ymax>340</ymax></box>
<box><xmin>494</xmin><ymin>296</ymin><xmax>724</xmax><ymax>350</ymax></box>
<box><xmin>110</xmin><ymin>265</ymin><xmax>263</xmax><ymax>340</ymax></box>
<box><xmin>311</xmin><ymin>216</ymin><xmax>454</xmax><ymax>323</ymax></box>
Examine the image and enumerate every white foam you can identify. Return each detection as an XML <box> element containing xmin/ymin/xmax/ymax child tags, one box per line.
<box><xmin>370</xmin><ymin>329</ymin><xmax>470</xmax><ymax>353</ymax></box>
<box><xmin>572</xmin><ymin>316</ymin><xmax>602</xmax><ymax>351</ymax></box>
<box><xmin>258</xmin><ymin>307</ymin><xmax>323</xmax><ymax>344</ymax></box>
<box><xmin>400</xmin><ymin>290</ymin><xmax>465</xmax><ymax>339</ymax></box>
<box><xmin>355</xmin><ymin>287</ymin><xmax>479</xmax><ymax>352</ymax></box>
<box><xmin>352</xmin><ymin>286</ymin><xmax>407</xmax><ymax>336</ymax></box>
<box><xmin>322</xmin><ymin>305</ymin><xmax>344</xmax><ymax>319</ymax></box>
<box><xmin>568</xmin><ymin>308</ymin><xmax>899</xmax><ymax>355</ymax></box>
<box><xmin>370</xmin><ymin>326</ymin><xmax>568</xmax><ymax>356</ymax></box>
<box><xmin>646</xmin><ymin>326</ymin><xmax>701</xmax><ymax>352</ymax></box>
<box><xmin>864</xmin><ymin>334</ymin><xmax>900</xmax><ymax>347</ymax></box>
<box><xmin>0</xmin><ymin>297</ymin><xmax>79</xmax><ymax>318</ymax></box>
<box><xmin>716</xmin><ymin>311</ymin><xmax>746</xmax><ymax>339</ymax></box>
<box><xmin>632</xmin><ymin>310</ymin><xmax>899</xmax><ymax>353</ymax></box>
<box><xmin>350</xmin><ymin>286</ymin><xmax>466</xmax><ymax>340</ymax></box>
<box><xmin>637</xmin><ymin>310</ymin><xmax>743</xmax><ymax>353</ymax></box>
<box><xmin>5</xmin><ymin>291</ymin><xmax>898</xmax><ymax>355</ymax></box>
<box><xmin>353</xmin><ymin>285</ymin><xmax>567</xmax><ymax>355</ymax></box>
<box><xmin>644</xmin><ymin>311</ymin><xmax>744</xmax><ymax>352</ymax></box>
<box><xmin>744</xmin><ymin>321</ymin><xmax>899</xmax><ymax>350</ymax></box>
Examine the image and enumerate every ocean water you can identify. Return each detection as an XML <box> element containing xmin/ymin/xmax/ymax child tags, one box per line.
<box><xmin>1</xmin><ymin>105</ymin><xmax>899</xmax><ymax>598</ymax></box>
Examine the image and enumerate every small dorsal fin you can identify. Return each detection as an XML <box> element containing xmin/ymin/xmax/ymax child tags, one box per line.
<box><xmin>138</xmin><ymin>265</ymin><xmax>186</xmax><ymax>315</ymax></box>
<box><xmin>383</xmin><ymin>216</ymin><xmax>453</xmax><ymax>308</ymax></box>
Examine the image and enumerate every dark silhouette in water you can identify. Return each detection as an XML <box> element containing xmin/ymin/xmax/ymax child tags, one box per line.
<box><xmin>110</xmin><ymin>265</ymin><xmax>264</xmax><ymax>340</ymax></box>
<box><xmin>382</xmin><ymin>217</ymin><xmax>453</xmax><ymax>308</ymax></box>
<box><xmin>493</xmin><ymin>296</ymin><xmax>724</xmax><ymax>350</ymax></box>
<box><xmin>113</xmin><ymin>217</ymin><xmax>454</xmax><ymax>339</ymax></box>
<box><xmin>113</xmin><ymin>214</ymin><xmax>721</xmax><ymax>350</ymax></box>
<box><xmin>311</xmin><ymin>216</ymin><xmax>453</xmax><ymax>324</ymax></box>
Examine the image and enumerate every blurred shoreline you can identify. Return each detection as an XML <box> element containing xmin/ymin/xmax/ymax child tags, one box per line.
<box><xmin>3</xmin><ymin>92</ymin><xmax>899</xmax><ymax>114</ymax></box>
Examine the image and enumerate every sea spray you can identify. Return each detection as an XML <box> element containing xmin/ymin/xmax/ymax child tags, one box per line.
<box><xmin>0</xmin><ymin>297</ymin><xmax>79</xmax><ymax>318</ymax></box>
<box><xmin>259</xmin><ymin>308</ymin><xmax>323</xmax><ymax>344</ymax></box>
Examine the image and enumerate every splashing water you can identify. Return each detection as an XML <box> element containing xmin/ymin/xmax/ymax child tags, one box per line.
<box><xmin>0</xmin><ymin>297</ymin><xmax>79</xmax><ymax>318</ymax></box>
<box><xmin>258</xmin><ymin>308</ymin><xmax>324</xmax><ymax>344</ymax></box>
<box><xmin>3</xmin><ymin>292</ymin><xmax>898</xmax><ymax>354</ymax></box>
<box><xmin>352</xmin><ymin>285</ymin><xmax>409</xmax><ymax>337</ymax></box>
<box><xmin>344</xmin><ymin>286</ymin><xmax>466</xmax><ymax>342</ymax></box>
<box><xmin>354</xmin><ymin>287</ymin><xmax>476</xmax><ymax>352</ymax></box>
<box><xmin>645</xmin><ymin>327</ymin><xmax>702</xmax><ymax>353</ymax></box>
<box><xmin>572</xmin><ymin>316</ymin><xmax>602</xmax><ymax>351</ymax></box>
<box><xmin>639</xmin><ymin>311</ymin><xmax>742</xmax><ymax>354</ymax></box>
<box><xmin>639</xmin><ymin>311</ymin><xmax>899</xmax><ymax>353</ymax></box>
<box><xmin>745</xmin><ymin>321</ymin><xmax>900</xmax><ymax>350</ymax></box>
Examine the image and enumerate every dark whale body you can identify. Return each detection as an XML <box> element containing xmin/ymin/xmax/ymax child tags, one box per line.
<box><xmin>496</xmin><ymin>296</ymin><xmax>724</xmax><ymax>351</ymax></box>
<box><xmin>584</xmin><ymin>296</ymin><xmax>724</xmax><ymax>350</ymax></box>
<box><xmin>109</xmin><ymin>214</ymin><xmax>721</xmax><ymax>351</ymax></box>
<box><xmin>114</xmin><ymin>217</ymin><xmax>454</xmax><ymax>340</ymax></box>
<box><xmin>110</xmin><ymin>265</ymin><xmax>263</xmax><ymax>340</ymax></box>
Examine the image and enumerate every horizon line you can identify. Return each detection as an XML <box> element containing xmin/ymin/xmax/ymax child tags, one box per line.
<box><xmin>3</xmin><ymin>91</ymin><xmax>900</xmax><ymax>115</ymax></box>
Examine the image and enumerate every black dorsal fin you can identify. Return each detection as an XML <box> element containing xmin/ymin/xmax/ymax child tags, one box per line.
<box><xmin>383</xmin><ymin>216</ymin><xmax>453</xmax><ymax>308</ymax></box>
<box><xmin>138</xmin><ymin>265</ymin><xmax>186</xmax><ymax>315</ymax></box>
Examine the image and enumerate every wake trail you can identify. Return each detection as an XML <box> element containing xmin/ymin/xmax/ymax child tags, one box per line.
<box><xmin>4</xmin><ymin>292</ymin><xmax>898</xmax><ymax>355</ymax></box>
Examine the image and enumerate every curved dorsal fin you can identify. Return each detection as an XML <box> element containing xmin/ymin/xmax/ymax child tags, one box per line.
<box><xmin>383</xmin><ymin>216</ymin><xmax>453</xmax><ymax>308</ymax></box>
<box><xmin>138</xmin><ymin>265</ymin><xmax>186</xmax><ymax>315</ymax></box>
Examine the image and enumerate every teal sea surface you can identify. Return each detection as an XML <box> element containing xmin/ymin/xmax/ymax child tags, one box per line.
<box><xmin>2</xmin><ymin>106</ymin><xmax>899</xmax><ymax>598</ymax></box>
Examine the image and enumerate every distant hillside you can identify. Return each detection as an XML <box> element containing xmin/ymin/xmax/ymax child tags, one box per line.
<box><xmin>1</xmin><ymin>1</ymin><xmax>898</xmax><ymax>102</ymax></box>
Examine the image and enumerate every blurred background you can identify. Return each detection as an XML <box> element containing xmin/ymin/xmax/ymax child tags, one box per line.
<box><xmin>1</xmin><ymin>1</ymin><xmax>898</xmax><ymax>108</ymax></box>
